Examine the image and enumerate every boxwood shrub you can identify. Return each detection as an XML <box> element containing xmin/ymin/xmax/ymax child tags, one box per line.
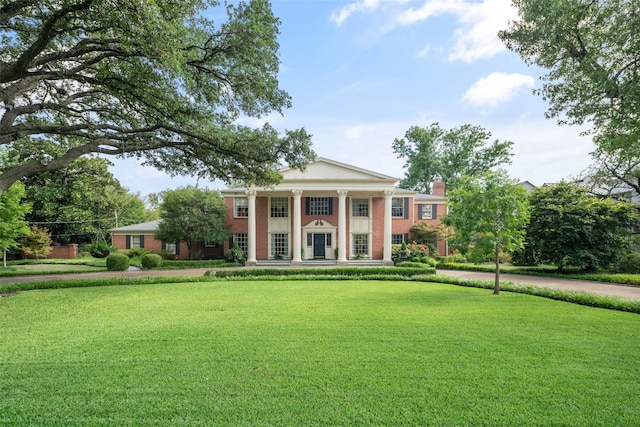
<box><xmin>141</xmin><ymin>254</ymin><xmax>163</xmax><ymax>270</ymax></box>
<box><xmin>106</xmin><ymin>253</ymin><xmax>130</xmax><ymax>271</ymax></box>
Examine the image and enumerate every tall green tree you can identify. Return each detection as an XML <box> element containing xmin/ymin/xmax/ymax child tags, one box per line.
<box><xmin>19</xmin><ymin>156</ymin><xmax>153</xmax><ymax>244</ymax></box>
<box><xmin>392</xmin><ymin>123</ymin><xmax>513</xmax><ymax>194</ymax></box>
<box><xmin>155</xmin><ymin>186</ymin><xmax>229</xmax><ymax>259</ymax></box>
<box><xmin>499</xmin><ymin>0</ymin><xmax>640</xmax><ymax>161</ymax></box>
<box><xmin>0</xmin><ymin>0</ymin><xmax>314</xmax><ymax>194</ymax></box>
<box><xmin>444</xmin><ymin>170</ymin><xmax>530</xmax><ymax>294</ymax></box>
<box><xmin>0</xmin><ymin>181</ymin><xmax>31</xmax><ymax>266</ymax></box>
<box><xmin>525</xmin><ymin>182</ymin><xmax>638</xmax><ymax>272</ymax></box>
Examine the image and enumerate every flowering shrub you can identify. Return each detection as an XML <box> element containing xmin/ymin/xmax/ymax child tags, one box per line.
<box><xmin>391</xmin><ymin>241</ymin><xmax>435</xmax><ymax>266</ymax></box>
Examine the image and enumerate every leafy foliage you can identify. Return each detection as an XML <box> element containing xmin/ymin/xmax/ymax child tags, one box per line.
<box><xmin>0</xmin><ymin>0</ymin><xmax>314</xmax><ymax>193</ymax></box>
<box><xmin>85</xmin><ymin>240</ymin><xmax>114</xmax><ymax>258</ymax></box>
<box><xmin>444</xmin><ymin>170</ymin><xmax>530</xmax><ymax>294</ymax></box>
<box><xmin>617</xmin><ymin>252</ymin><xmax>640</xmax><ymax>274</ymax></box>
<box><xmin>526</xmin><ymin>182</ymin><xmax>638</xmax><ymax>271</ymax></box>
<box><xmin>15</xmin><ymin>156</ymin><xmax>154</xmax><ymax>244</ymax></box>
<box><xmin>20</xmin><ymin>225</ymin><xmax>52</xmax><ymax>260</ymax></box>
<box><xmin>392</xmin><ymin>123</ymin><xmax>513</xmax><ymax>194</ymax></box>
<box><xmin>106</xmin><ymin>253</ymin><xmax>130</xmax><ymax>272</ymax></box>
<box><xmin>0</xmin><ymin>181</ymin><xmax>31</xmax><ymax>263</ymax></box>
<box><xmin>155</xmin><ymin>186</ymin><xmax>229</xmax><ymax>260</ymax></box>
<box><xmin>499</xmin><ymin>0</ymin><xmax>640</xmax><ymax>161</ymax></box>
<box><xmin>141</xmin><ymin>254</ymin><xmax>163</xmax><ymax>270</ymax></box>
<box><xmin>225</xmin><ymin>244</ymin><xmax>247</xmax><ymax>265</ymax></box>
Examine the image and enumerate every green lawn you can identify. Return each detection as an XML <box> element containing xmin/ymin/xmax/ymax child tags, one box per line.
<box><xmin>1</xmin><ymin>280</ymin><xmax>639</xmax><ymax>426</ymax></box>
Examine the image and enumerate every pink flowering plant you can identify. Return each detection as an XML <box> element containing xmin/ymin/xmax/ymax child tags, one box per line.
<box><xmin>391</xmin><ymin>241</ymin><xmax>435</xmax><ymax>266</ymax></box>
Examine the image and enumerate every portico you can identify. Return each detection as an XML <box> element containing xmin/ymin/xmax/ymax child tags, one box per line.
<box><xmin>222</xmin><ymin>158</ymin><xmax>446</xmax><ymax>266</ymax></box>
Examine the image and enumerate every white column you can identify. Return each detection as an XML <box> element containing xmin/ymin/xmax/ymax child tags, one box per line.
<box><xmin>291</xmin><ymin>189</ymin><xmax>303</xmax><ymax>265</ymax></box>
<box><xmin>383</xmin><ymin>190</ymin><xmax>393</xmax><ymax>266</ymax></box>
<box><xmin>337</xmin><ymin>190</ymin><xmax>348</xmax><ymax>264</ymax></box>
<box><xmin>246</xmin><ymin>189</ymin><xmax>257</xmax><ymax>266</ymax></box>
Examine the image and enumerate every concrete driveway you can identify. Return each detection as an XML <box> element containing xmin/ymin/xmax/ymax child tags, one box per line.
<box><xmin>437</xmin><ymin>269</ymin><xmax>640</xmax><ymax>301</ymax></box>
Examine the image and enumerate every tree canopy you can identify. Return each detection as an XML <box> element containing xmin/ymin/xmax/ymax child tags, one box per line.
<box><xmin>499</xmin><ymin>0</ymin><xmax>640</xmax><ymax>158</ymax></box>
<box><xmin>17</xmin><ymin>156</ymin><xmax>154</xmax><ymax>244</ymax></box>
<box><xmin>155</xmin><ymin>186</ymin><xmax>229</xmax><ymax>259</ymax></box>
<box><xmin>444</xmin><ymin>170</ymin><xmax>530</xmax><ymax>294</ymax></box>
<box><xmin>0</xmin><ymin>0</ymin><xmax>314</xmax><ymax>194</ymax></box>
<box><xmin>524</xmin><ymin>182</ymin><xmax>638</xmax><ymax>272</ymax></box>
<box><xmin>0</xmin><ymin>181</ymin><xmax>30</xmax><ymax>265</ymax></box>
<box><xmin>392</xmin><ymin>123</ymin><xmax>513</xmax><ymax>194</ymax></box>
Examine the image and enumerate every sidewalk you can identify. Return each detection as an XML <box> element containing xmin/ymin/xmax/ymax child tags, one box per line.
<box><xmin>2</xmin><ymin>267</ymin><xmax>640</xmax><ymax>301</ymax></box>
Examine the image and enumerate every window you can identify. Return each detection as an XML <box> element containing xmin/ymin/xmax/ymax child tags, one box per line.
<box><xmin>131</xmin><ymin>235</ymin><xmax>141</xmax><ymax>249</ymax></box>
<box><xmin>392</xmin><ymin>198</ymin><xmax>404</xmax><ymax>217</ymax></box>
<box><xmin>326</xmin><ymin>233</ymin><xmax>332</xmax><ymax>246</ymax></box>
<box><xmin>352</xmin><ymin>198</ymin><xmax>369</xmax><ymax>217</ymax></box>
<box><xmin>234</xmin><ymin>197</ymin><xmax>248</xmax><ymax>217</ymax></box>
<box><xmin>352</xmin><ymin>234</ymin><xmax>368</xmax><ymax>256</ymax></box>
<box><xmin>164</xmin><ymin>242</ymin><xmax>177</xmax><ymax>254</ymax></box>
<box><xmin>307</xmin><ymin>197</ymin><xmax>331</xmax><ymax>216</ymax></box>
<box><xmin>232</xmin><ymin>233</ymin><xmax>248</xmax><ymax>255</ymax></box>
<box><xmin>392</xmin><ymin>234</ymin><xmax>405</xmax><ymax>245</ymax></box>
<box><xmin>419</xmin><ymin>204</ymin><xmax>434</xmax><ymax>219</ymax></box>
<box><xmin>271</xmin><ymin>233</ymin><xmax>289</xmax><ymax>258</ymax></box>
<box><xmin>270</xmin><ymin>197</ymin><xmax>288</xmax><ymax>218</ymax></box>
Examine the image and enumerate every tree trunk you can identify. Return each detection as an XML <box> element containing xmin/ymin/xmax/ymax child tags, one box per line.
<box><xmin>493</xmin><ymin>244</ymin><xmax>500</xmax><ymax>295</ymax></box>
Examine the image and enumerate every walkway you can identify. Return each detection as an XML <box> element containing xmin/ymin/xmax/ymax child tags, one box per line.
<box><xmin>1</xmin><ymin>267</ymin><xmax>639</xmax><ymax>301</ymax></box>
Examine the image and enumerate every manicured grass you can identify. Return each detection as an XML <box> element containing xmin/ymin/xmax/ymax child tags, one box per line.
<box><xmin>1</xmin><ymin>281</ymin><xmax>639</xmax><ymax>426</ymax></box>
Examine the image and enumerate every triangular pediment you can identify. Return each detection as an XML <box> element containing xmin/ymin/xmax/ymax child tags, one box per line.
<box><xmin>279</xmin><ymin>158</ymin><xmax>397</xmax><ymax>183</ymax></box>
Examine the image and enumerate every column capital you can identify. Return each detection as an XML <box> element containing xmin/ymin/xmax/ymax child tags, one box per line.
<box><xmin>383</xmin><ymin>189</ymin><xmax>394</xmax><ymax>199</ymax></box>
<box><xmin>337</xmin><ymin>189</ymin><xmax>349</xmax><ymax>198</ymax></box>
<box><xmin>245</xmin><ymin>189</ymin><xmax>257</xmax><ymax>199</ymax></box>
<box><xmin>292</xmin><ymin>189</ymin><xmax>303</xmax><ymax>198</ymax></box>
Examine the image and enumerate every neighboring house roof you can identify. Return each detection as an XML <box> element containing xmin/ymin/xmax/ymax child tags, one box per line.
<box><xmin>519</xmin><ymin>181</ymin><xmax>536</xmax><ymax>191</ymax></box>
<box><xmin>109</xmin><ymin>220</ymin><xmax>160</xmax><ymax>233</ymax></box>
<box><xmin>415</xmin><ymin>193</ymin><xmax>446</xmax><ymax>202</ymax></box>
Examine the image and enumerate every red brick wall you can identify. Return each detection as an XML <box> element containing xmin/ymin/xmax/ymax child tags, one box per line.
<box><xmin>47</xmin><ymin>244</ymin><xmax>78</xmax><ymax>259</ymax></box>
<box><xmin>111</xmin><ymin>234</ymin><xmax>192</xmax><ymax>260</ymax></box>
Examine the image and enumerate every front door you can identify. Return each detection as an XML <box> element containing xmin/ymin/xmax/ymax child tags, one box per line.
<box><xmin>313</xmin><ymin>233</ymin><xmax>326</xmax><ymax>258</ymax></box>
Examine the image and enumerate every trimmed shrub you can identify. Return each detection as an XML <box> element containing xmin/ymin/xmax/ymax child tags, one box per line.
<box><xmin>617</xmin><ymin>252</ymin><xmax>640</xmax><ymax>274</ymax></box>
<box><xmin>127</xmin><ymin>248</ymin><xmax>150</xmax><ymax>258</ymax></box>
<box><xmin>437</xmin><ymin>254</ymin><xmax>467</xmax><ymax>264</ymax></box>
<box><xmin>86</xmin><ymin>240</ymin><xmax>114</xmax><ymax>258</ymax></box>
<box><xmin>141</xmin><ymin>254</ymin><xmax>163</xmax><ymax>270</ymax></box>
<box><xmin>106</xmin><ymin>253</ymin><xmax>130</xmax><ymax>271</ymax></box>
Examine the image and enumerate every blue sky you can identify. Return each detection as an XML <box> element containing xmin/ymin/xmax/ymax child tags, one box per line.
<box><xmin>112</xmin><ymin>0</ymin><xmax>595</xmax><ymax>196</ymax></box>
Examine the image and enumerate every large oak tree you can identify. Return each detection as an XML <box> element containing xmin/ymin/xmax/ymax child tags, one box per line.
<box><xmin>0</xmin><ymin>0</ymin><xmax>314</xmax><ymax>194</ymax></box>
<box><xmin>500</xmin><ymin>0</ymin><xmax>640</xmax><ymax>194</ymax></box>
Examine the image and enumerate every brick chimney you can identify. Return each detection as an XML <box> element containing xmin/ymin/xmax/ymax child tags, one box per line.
<box><xmin>433</xmin><ymin>181</ymin><xmax>445</xmax><ymax>196</ymax></box>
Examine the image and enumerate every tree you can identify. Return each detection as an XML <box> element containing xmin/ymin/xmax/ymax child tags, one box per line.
<box><xmin>444</xmin><ymin>170</ymin><xmax>530</xmax><ymax>294</ymax></box>
<box><xmin>499</xmin><ymin>1</ymin><xmax>640</xmax><ymax>159</ymax></box>
<box><xmin>155</xmin><ymin>186</ymin><xmax>229</xmax><ymax>259</ymax></box>
<box><xmin>580</xmin><ymin>150</ymin><xmax>640</xmax><ymax>198</ymax></box>
<box><xmin>21</xmin><ymin>225</ymin><xmax>52</xmax><ymax>261</ymax></box>
<box><xmin>17</xmin><ymin>155</ymin><xmax>153</xmax><ymax>244</ymax></box>
<box><xmin>409</xmin><ymin>222</ymin><xmax>447</xmax><ymax>254</ymax></box>
<box><xmin>525</xmin><ymin>182</ymin><xmax>638</xmax><ymax>272</ymax></box>
<box><xmin>0</xmin><ymin>181</ymin><xmax>31</xmax><ymax>266</ymax></box>
<box><xmin>0</xmin><ymin>0</ymin><xmax>314</xmax><ymax>194</ymax></box>
<box><xmin>392</xmin><ymin>123</ymin><xmax>513</xmax><ymax>194</ymax></box>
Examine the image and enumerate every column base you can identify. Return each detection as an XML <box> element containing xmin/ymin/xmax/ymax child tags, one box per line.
<box><xmin>245</xmin><ymin>260</ymin><xmax>257</xmax><ymax>267</ymax></box>
<box><xmin>337</xmin><ymin>259</ymin><xmax>349</xmax><ymax>266</ymax></box>
<box><xmin>291</xmin><ymin>260</ymin><xmax>303</xmax><ymax>267</ymax></box>
<box><xmin>383</xmin><ymin>260</ymin><xmax>394</xmax><ymax>267</ymax></box>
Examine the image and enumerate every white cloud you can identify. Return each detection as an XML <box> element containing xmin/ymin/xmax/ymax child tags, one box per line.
<box><xmin>334</xmin><ymin>0</ymin><xmax>517</xmax><ymax>62</ymax></box>
<box><xmin>448</xmin><ymin>0</ymin><xmax>518</xmax><ymax>62</ymax></box>
<box><xmin>462</xmin><ymin>72</ymin><xmax>535</xmax><ymax>108</ymax></box>
<box><xmin>330</xmin><ymin>0</ymin><xmax>382</xmax><ymax>26</ymax></box>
